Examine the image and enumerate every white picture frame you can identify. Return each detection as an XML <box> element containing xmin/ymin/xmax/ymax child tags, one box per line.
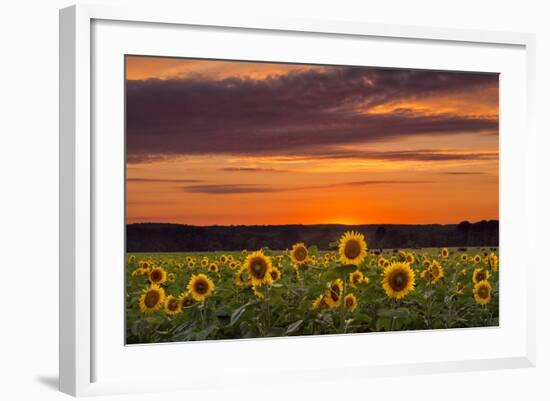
<box><xmin>59</xmin><ymin>4</ymin><xmax>536</xmax><ymax>397</ymax></box>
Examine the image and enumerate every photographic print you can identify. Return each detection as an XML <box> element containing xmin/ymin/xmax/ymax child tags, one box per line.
<box><xmin>125</xmin><ymin>56</ymin><xmax>499</xmax><ymax>344</ymax></box>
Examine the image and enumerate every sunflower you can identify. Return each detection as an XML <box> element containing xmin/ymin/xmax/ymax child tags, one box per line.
<box><xmin>473</xmin><ymin>254</ymin><xmax>482</xmax><ymax>264</ymax></box>
<box><xmin>243</xmin><ymin>251</ymin><xmax>273</xmax><ymax>286</ymax></box>
<box><xmin>164</xmin><ymin>295</ymin><xmax>182</xmax><ymax>315</ymax></box>
<box><xmin>405</xmin><ymin>253</ymin><xmax>415</xmax><ymax>264</ymax></box>
<box><xmin>382</xmin><ymin>262</ymin><xmax>415</xmax><ymax>299</ymax></box>
<box><xmin>179</xmin><ymin>292</ymin><xmax>194</xmax><ymax>308</ymax></box>
<box><xmin>187</xmin><ymin>274</ymin><xmax>214</xmax><ymax>302</ymax></box>
<box><xmin>290</xmin><ymin>242</ymin><xmax>309</xmax><ymax>265</ymax></box>
<box><xmin>270</xmin><ymin>267</ymin><xmax>281</xmax><ymax>282</ymax></box>
<box><xmin>338</xmin><ymin>231</ymin><xmax>367</xmax><ymax>265</ymax></box>
<box><xmin>473</xmin><ymin>280</ymin><xmax>492</xmax><ymax>305</ymax></box>
<box><xmin>461</xmin><ymin>254</ymin><xmax>468</xmax><ymax>262</ymax></box>
<box><xmin>456</xmin><ymin>282</ymin><xmax>465</xmax><ymax>295</ymax></box>
<box><xmin>489</xmin><ymin>253</ymin><xmax>498</xmax><ymax>272</ymax></box>
<box><xmin>234</xmin><ymin>268</ymin><xmax>249</xmax><ymax>286</ymax></box>
<box><xmin>139</xmin><ymin>260</ymin><xmax>151</xmax><ymax>270</ymax></box>
<box><xmin>139</xmin><ymin>284</ymin><xmax>166</xmax><ymax>314</ymax></box>
<box><xmin>148</xmin><ymin>267</ymin><xmax>167</xmax><ymax>285</ymax></box>
<box><xmin>219</xmin><ymin>255</ymin><xmax>228</xmax><ymax>264</ymax></box>
<box><xmin>344</xmin><ymin>293</ymin><xmax>358</xmax><ymax>311</ymax></box>
<box><xmin>187</xmin><ymin>260</ymin><xmax>196</xmax><ymax>268</ymax></box>
<box><xmin>311</xmin><ymin>294</ymin><xmax>329</xmax><ymax>311</ymax></box>
<box><xmin>167</xmin><ymin>272</ymin><xmax>175</xmax><ymax>282</ymax></box>
<box><xmin>429</xmin><ymin>260</ymin><xmax>444</xmax><ymax>284</ymax></box>
<box><xmin>324</xmin><ymin>279</ymin><xmax>343</xmax><ymax>308</ymax></box>
<box><xmin>128</xmin><ymin>255</ymin><xmax>136</xmax><ymax>263</ymax></box>
<box><xmin>200</xmin><ymin>258</ymin><xmax>209</xmax><ymax>268</ymax></box>
<box><xmin>349</xmin><ymin>270</ymin><xmax>368</xmax><ymax>288</ymax></box>
<box><xmin>472</xmin><ymin>268</ymin><xmax>490</xmax><ymax>284</ymax></box>
<box><xmin>229</xmin><ymin>261</ymin><xmax>238</xmax><ymax>269</ymax></box>
<box><xmin>441</xmin><ymin>248</ymin><xmax>449</xmax><ymax>258</ymax></box>
<box><xmin>208</xmin><ymin>262</ymin><xmax>219</xmax><ymax>273</ymax></box>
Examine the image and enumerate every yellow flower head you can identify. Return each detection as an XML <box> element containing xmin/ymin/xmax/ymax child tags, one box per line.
<box><xmin>472</xmin><ymin>268</ymin><xmax>490</xmax><ymax>284</ymax></box>
<box><xmin>324</xmin><ymin>279</ymin><xmax>344</xmax><ymax>308</ymax></box>
<box><xmin>234</xmin><ymin>267</ymin><xmax>250</xmax><ymax>286</ymax></box>
<box><xmin>244</xmin><ymin>251</ymin><xmax>273</xmax><ymax>286</ymax></box>
<box><xmin>441</xmin><ymin>248</ymin><xmax>449</xmax><ymax>258</ymax></box>
<box><xmin>473</xmin><ymin>280</ymin><xmax>492</xmax><ymax>305</ymax></box>
<box><xmin>349</xmin><ymin>270</ymin><xmax>367</xmax><ymax>288</ymax></box>
<box><xmin>208</xmin><ymin>262</ymin><xmax>219</xmax><ymax>273</ymax></box>
<box><xmin>338</xmin><ymin>231</ymin><xmax>367</xmax><ymax>265</ymax></box>
<box><xmin>473</xmin><ymin>254</ymin><xmax>482</xmax><ymax>264</ymax></box>
<box><xmin>344</xmin><ymin>293</ymin><xmax>358</xmax><ymax>311</ymax></box>
<box><xmin>128</xmin><ymin>255</ymin><xmax>136</xmax><ymax>263</ymax></box>
<box><xmin>461</xmin><ymin>254</ymin><xmax>468</xmax><ymax>262</ymax></box>
<box><xmin>139</xmin><ymin>284</ymin><xmax>166</xmax><ymax>314</ymax></box>
<box><xmin>311</xmin><ymin>294</ymin><xmax>329</xmax><ymax>311</ymax></box>
<box><xmin>167</xmin><ymin>272</ymin><xmax>175</xmax><ymax>282</ymax></box>
<box><xmin>219</xmin><ymin>255</ymin><xmax>228</xmax><ymax>264</ymax></box>
<box><xmin>164</xmin><ymin>295</ymin><xmax>182</xmax><ymax>315</ymax></box>
<box><xmin>148</xmin><ymin>267</ymin><xmax>167</xmax><ymax>285</ymax></box>
<box><xmin>269</xmin><ymin>266</ymin><xmax>281</xmax><ymax>282</ymax></box>
<box><xmin>290</xmin><ymin>242</ymin><xmax>309</xmax><ymax>265</ymax></box>
<box><xmin>200</xmin><ymin>258</ymin><xmax>209</xmax><ymax>268</ymax></box>
<box><xmin>186</xmin><ymin>274</ymin><xmax>214</xmax><ymax>302</ymax></box>
<box><xmin>405</xmin><ymin>253</ymin><xmax>415</xmax><ymax>264</ymax></box>
<box><xmin>382</xmin><ymin>262</ymin><xmax>415</xmax><ymax>299</ymax></box>
<box><xmin>489</xmin><ymin>253</ymin><xmax>498</xmax><ymax>272</ymax></box>
<box><xmin>179</xmin><ymin>291</ymin><xmax>194</xmax><ymax>308</ymax></box>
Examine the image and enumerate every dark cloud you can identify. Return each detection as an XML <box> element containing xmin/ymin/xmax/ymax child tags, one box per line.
<box><xmin>182</xmin><ymin>180</ymin><xmax>434</xmax><ymax>195</ymax></box>
<box><xmin>290</xmin><ymin>149</ymin><xmax>498</xmax><ymax>162</ymax></box>
<box><xmin>218</xmin><ymin>167</ymin><xmax>287</xmax><ymax>173</ymax></box>
<box><xmin>183</xmin><ymin>184</ymin><xmax>274</xmax><ymax>194</ymax></box>
<box><xmin>126</xmin><ymin>66</ymin><xmax>498</xmax><ymax>162</ymax></box>
<box><xmin>440</xmin><ymin>171</ymin><xmax>487</xmax><ymax>175</ymax></box>
<box><xmin>127</xmin><ymin>178</ymin><xmax>202</xmax><ymax>183</ymax></box>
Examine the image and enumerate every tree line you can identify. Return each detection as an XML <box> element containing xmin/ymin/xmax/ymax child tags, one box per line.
<box><xmin>126</xmin><ymin>220</ymin><xmax>499</xmax><ymax>252</ymax></box>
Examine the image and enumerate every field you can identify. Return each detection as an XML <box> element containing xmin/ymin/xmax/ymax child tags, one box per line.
<box><xmin>125</xmin><ymin>233</ymin><xmax>499</xmax><ymax>344</ymax></box>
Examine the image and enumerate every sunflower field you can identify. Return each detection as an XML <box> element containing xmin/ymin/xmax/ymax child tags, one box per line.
<box><xmin>126</xmin><ymin>231</ymin><xmax>499</xmax><ymax>344</ymax></box>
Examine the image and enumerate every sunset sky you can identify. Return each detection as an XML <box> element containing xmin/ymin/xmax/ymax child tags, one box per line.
<box><xmin>125</xmin><ymin>56</ymin><xmax>499</xmax><ymax>226</ymax></box>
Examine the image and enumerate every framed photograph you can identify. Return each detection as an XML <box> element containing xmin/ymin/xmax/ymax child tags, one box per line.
<box><xmin>59</xmin><ymin>4</ymin><xmax>536</xmax><ymax>396</ymax></box>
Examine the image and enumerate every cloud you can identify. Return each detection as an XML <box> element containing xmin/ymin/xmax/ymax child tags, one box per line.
<box><xmin>127</xmin><ymin>178</ymin><xmax>202</xmax><ymax>183</ymax></box>
<box><xmin>440</xmin><ymin>171</ymin><xmax>487</xmax><ymax>175</ymax></box>
<box><xmin>183</xmin><ymin>184</ymin><xmax>274</xmax><ymax>194</ymax></box>
<box><xmin>182</xmin><ymin>180</ymin><xmax>434</xmax><ymax>195</ymax></box>
<box><xmin>218</xmin><ymin>167</ymin><xmax>287</xmax><ymax>173</ymax></box>
<box><xmin>126</xmin><ymin>66</ymin><xmax>498</xmax><ymax>163</ymax></box>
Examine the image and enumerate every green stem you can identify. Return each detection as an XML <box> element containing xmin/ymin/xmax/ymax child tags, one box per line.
<box><xmin>340</xmin><ymin>280</ymin><xmax>347</xmax><ymax>334</ymax></box>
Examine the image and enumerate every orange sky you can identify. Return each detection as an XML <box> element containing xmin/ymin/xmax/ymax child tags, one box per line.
<box><xmin>125</xmin><ymin>56</ymin><xmax>499</xmax><ymax>226</ymax></box>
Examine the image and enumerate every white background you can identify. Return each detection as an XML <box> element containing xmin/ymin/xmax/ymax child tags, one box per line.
<box><xmin>0</xmin><ymin>0</ymin><xmax>548</xmax><ymax>400</ymax></box>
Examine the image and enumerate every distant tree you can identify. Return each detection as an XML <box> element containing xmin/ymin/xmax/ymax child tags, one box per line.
<box><xmin>374</xmin><ymin>226</ymin><xmax>387</xmax><ymax>248</ymax></box>
<box><xmin>456</xmin><ymin>220</ymin><xmax>472</xmax><ymax>246</ymax></box>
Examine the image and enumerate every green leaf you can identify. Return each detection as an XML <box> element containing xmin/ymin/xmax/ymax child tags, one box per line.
<box><xmin>334</xmin><ymin>264</ymin><xmax>357</xmax><ymax>275</ymax></box>
<box><xmin>229</xmin><ymin>300</ymin><xmax>260</xmax><ymax>327</ymax></box>
<box><xmin>377</xmin><ymin>308</ymin><xmax>410</xmax><ymax>318</ymax></box>
<box><xmin>285</xmin><ymin>319</ymin><xmax>304</xmax><ymax>334</ymax></box>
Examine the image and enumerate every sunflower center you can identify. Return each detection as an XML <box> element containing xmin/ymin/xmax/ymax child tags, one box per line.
<box><xmin>476</xmin><ymin>272</ymin><xmax>486</xmax><ymax>282</ymax></box>
<box><xmin>144</xmin><ymin>290</ymin><xmax>160</xmax><ymax>308</ymax></box>
<box><xmin>250</xmin><ymin>258</ymin><xmax>267</xmax><ymax>278</ymax></box>
<box><xmin>389</xmin><ymin>271</ymin><xmax>408</xmax><ymax>291</ymax></box>
<box><xmin>167</xmin><ymin>298</ymin><xmax>179</xmax><ymax>311</ymax></box>
<box><xmin>294</xmin><ymin>247</ymin><xmax>307</xmax><ymax>261</ymax></box>
<box><xmin>478</xmin><ymin>287</ymin><xmax>489</xmax><ymax>299</ymax></box>
<box><xmin>181</xmin><ymin>297</ymin><xmax>192</xmax><ymax>307</ymax></box>
<box><xmin>344</xmin><ymin>240</ymin><xmax>361</xmax><ymax>259</ymax></box>
<box><xmin>194</xmin><ymin>279</ymin><xmax>208</xmax><ymax>294</ymax></box>
<box><xmin>150</xmin><ymin>270</ymin><xmax>162</xmax><ymax>282</ymax></box>
<box><xmin>345</xmin><ymin>297</ymin><xmax>354</xmax><ymax>307</ymax></box>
